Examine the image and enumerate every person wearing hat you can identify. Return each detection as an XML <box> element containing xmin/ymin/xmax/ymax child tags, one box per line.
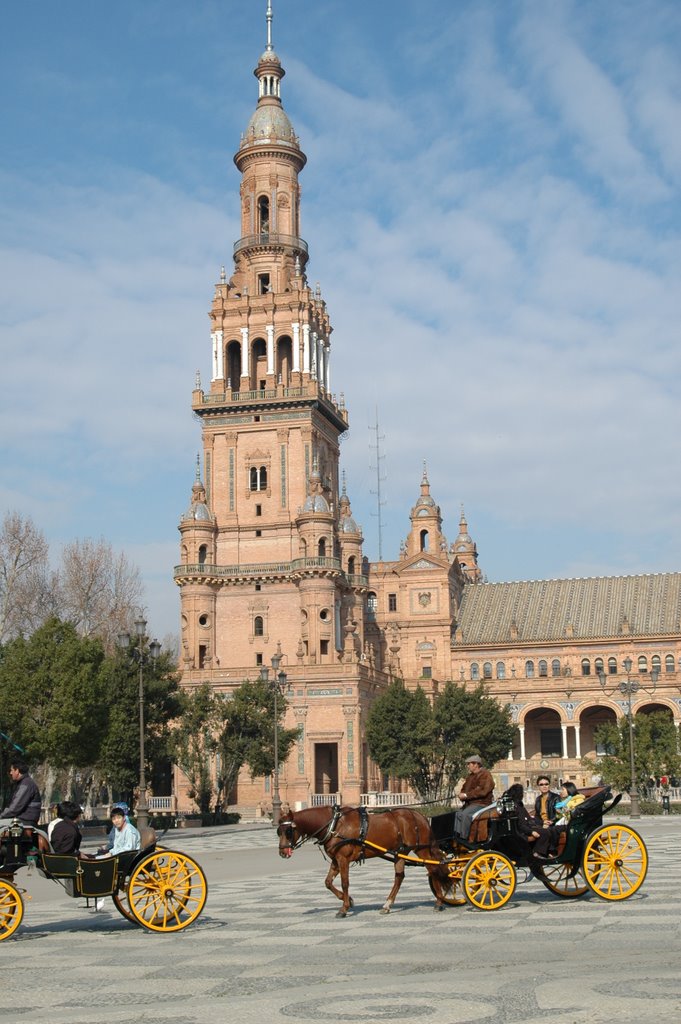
<box><xmin>453</xmin><ymin>755</ymin><xmax>495</xmax><ymax>841</ymax></box>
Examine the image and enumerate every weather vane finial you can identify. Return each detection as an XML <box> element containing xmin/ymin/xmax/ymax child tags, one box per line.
<box><xmin>266</xmin><ymin>0</ymin><xmax>274</xmax><ymax>52</ymax></box>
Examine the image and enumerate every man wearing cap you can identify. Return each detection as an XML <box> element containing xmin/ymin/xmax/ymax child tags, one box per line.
<box><xmin>454</xmin><ymin>755</ymin><xmax>495</xmax><ymax>840</ymax></box>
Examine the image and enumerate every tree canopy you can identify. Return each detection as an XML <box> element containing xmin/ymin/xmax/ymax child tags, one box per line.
<box><xmin>366</xmin><ymin>680</ymin><xmax>514</xmax><ymax>802</ymax></box>
<box><xmin>584</xmin><ymin>710</ymin><xmax>681</xmax><ymax>797</ymax></box>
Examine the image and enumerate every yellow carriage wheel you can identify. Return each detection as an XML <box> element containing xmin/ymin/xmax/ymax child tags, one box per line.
<box><xmin>582</xmin><ymin>824</ymin><xmax>648</xmax><ymax>901</ymax></box>
<box><xmin>127</xmin><ymin>851</ymin><xmax>207</xmax><ymax>932</ymax></box>
<box><xmin>111</xmin><ymin>888</ymin><xmax>139</xmax><ymax>925</ymax></box>
<box><xmin>538</xmin><ymin>861</ymin><xmax>589</xmax><ymax>898</ymax></box>
<box><xmin>428</xmin><ymin>861</ymin><xmax>467</xmax><ymax>907</ymax></box>
<box><xmin>0</xmin><ymin>878</ymin><xmax>23</xmax><ymax>940</ymax></box>
<box><xmin>463</xmin><ymin>852</ymin><xmax>516</xmax><ymax>910</ymax></box>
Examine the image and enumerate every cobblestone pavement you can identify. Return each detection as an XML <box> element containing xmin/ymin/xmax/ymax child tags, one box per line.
<box><xmin>1</xmin><ymin>817</ymin><xmax>679</xmax><ymax>1024</ymax></box>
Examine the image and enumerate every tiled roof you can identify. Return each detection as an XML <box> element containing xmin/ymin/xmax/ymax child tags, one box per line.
<box><xmin>454</xmin><ymin>573</ymin><xmax>681</xmax><ymax>646</ymax></box>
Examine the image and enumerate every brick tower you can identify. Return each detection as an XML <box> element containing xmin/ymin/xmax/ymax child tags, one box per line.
<box><xmin>175</xmin><ymin>3</ymin><xmax>378</xmax><ymax>810</ymax></box>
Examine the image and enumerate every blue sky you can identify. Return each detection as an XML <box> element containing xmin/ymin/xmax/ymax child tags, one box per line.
<box><xmin>2</xmin><ymin>0</ymin><xmax>680</xmax><ymax>643</ymax></box>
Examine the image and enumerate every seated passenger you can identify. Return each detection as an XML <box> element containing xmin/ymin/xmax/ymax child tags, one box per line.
<box><xmin>532</xmin><ymin>782</ymin><xmax>585</xmax><ymax>860</ymax></box>
<box><xmin>534</xmin><ymin>776</ymin><xmax>560</xmax><ymax>826</ymax></box>
<box><xmin>503</xmin><ymin>784</ymin><xmax>541</xmax><ymax>843</ymax></box>
<box><xmin>105</xmin><ymin>805</ymin><xmax>141</xmax><ymax>856</ymax></box>
<box><xmin>454</xmin><ymin>755</ymin><xmax>495</xmax><ymax>840</ymax></box>
<box><xmin>50</xmin><ymin>801</ymin><xmax>84</xmax><ymax>855</ymax></box>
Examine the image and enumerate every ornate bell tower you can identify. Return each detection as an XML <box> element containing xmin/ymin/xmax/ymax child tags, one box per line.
<box><xmin>174</xmin><ymin>3</ymin><xmax>372</xmax><ymax>808</ymax></box>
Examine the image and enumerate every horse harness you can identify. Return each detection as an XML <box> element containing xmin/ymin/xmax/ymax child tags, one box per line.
<box><xmin>280</xmin><ymin>805</ymin><xmax>442</xmax><ymax>871</ymax></box>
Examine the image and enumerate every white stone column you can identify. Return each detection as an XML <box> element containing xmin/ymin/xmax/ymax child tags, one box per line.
<box><xmin>519</xmin><ymin>726</ymin><xmax>526</xmax><ymax>760</ymax></box>
<box><xmin>561</xmin><ymin>724</ymin><xmax>568</xmax><ymax>758</ymax></box>
<box><xmin>292</xmin><ymin>322</ymin><xmax>300</xmax><ymax>372</ymax></box>
<box><xmin>211</xmin><ymin>330</ymin><xmax>219</xmax><ymax>381</ymax></box>
<box><xmin>574</xmin><ymin>724</ymin><xmax>581</xmax><ymax>759</ymax></box>
<box><xmin>323</xmin><ymin>341</ymin><xmax>330</xmax><ymax>392</ymax></box>
<box><xmin>240</xmin><ymin>327</ymin><xmax>249</xmax><ymax>379</ymax></box>
<box><xmin>266</xmin><ymin>324</ymin><xmax>275</xmax><ymax>375</ymax></box>
<box><xmin>302</xmin><ymin>324</ymin><xmax>310</xmax><ymax>374</ymax></box>
<box><xmin>311</xmin><ymin>330</ymin><xmax>318</xmax><ymax>379</ymax></box>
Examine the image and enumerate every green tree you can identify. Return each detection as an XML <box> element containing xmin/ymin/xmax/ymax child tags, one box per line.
<box><xmin>213</xmin><ymin>678</ymin><xmax>298</xmax><ymax>810</ymax></box>
<box><xmin>99</xmin><ymin>645</ymin><xmax>181</xmax><ymax>803</ymax></box>
<box><xmin>171</xmin><ymin>684</ymin><xmax>220</xmax><ymax>814</ymax></box>
<box><xmin>584</xmin><ymin>711</ymin><xmax>681</xmax><ymax>798</ymax></box>
<box><xmin>366</xmin><ymin>680</ymin><xmax>514</xmax><ymax>802</ymax></box>
<box><xmin>0</xmin><ymin>617</ymin><xmax>106</xmax><ymax>768</ymax></box>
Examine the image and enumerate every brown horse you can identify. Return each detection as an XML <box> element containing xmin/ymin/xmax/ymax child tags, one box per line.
<box><xmin>277</xmin><ymin>804</ymin><xmax>449</xmax><ymax>917</ymax></box>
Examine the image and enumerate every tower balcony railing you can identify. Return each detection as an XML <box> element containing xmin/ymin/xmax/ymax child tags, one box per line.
<box><xmin>290</xmin><ymin>556</ymin><xmax>341</xmax><ymax>572</ymax></box>
<box><xmin>174</xmin><ymin>556</ymin><xmax>347</xmax><ymax>581</ymax></box>
<box><xmin>233</xmin><ymin>232</ymin><xmax>309</xmax><ymax>259</ymax></box>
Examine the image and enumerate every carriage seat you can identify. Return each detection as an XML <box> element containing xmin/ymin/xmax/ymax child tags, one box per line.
<box><xmin>468</xmin><ymin>804</ymin><xmax>499</xmax><ymax>844</ymax></box>
<box><xmin>139</xmin><ymin>825</ymin><xmax>157</xmax><ymax>850</ymax></box>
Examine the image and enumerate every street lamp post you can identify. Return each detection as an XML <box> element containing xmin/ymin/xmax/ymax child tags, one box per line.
<box><xmin>260</xmin><ymin>642</ymin><xmax>289</xmax><ymax>826</ymax></box>
<box><xmin>117</xmin><ymin>617</ymin><xmax>161</xmax><ymax>831</ymax></box>
<box><xmin>598</xmin><ymin>656</ymin><xmax>659</xmax><ymax>820</ymax></box>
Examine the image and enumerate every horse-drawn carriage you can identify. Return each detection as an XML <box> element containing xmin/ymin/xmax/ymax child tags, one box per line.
<box><xmin>429</xmin><ymin>785</ymin><xmax>647</xmax><ymax>909</ymax></box>
<box><xmin>278</xmin><ymin>786</ymin><xmax>648</xmax><ymax>915</ymax></box>
<box><xmin>0</xmin><ymin>819</ymin><xmax>208</xmax><ymax>940</ymax></box>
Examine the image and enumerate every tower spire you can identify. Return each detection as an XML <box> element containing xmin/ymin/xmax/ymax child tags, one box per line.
<box><xmin>265</xmin><ymin>0</ymin><xmax>274</xmax><ymax>52</ymax></box>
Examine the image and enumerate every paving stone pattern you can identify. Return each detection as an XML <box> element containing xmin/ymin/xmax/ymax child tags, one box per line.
<box><xmin>1</xmin><ymin>818</ymin><xmax>679</xmax><ymax>1024</ymax></box>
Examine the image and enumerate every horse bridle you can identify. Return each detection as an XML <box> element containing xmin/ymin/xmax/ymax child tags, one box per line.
<box><xmin>277</xmin><ymin>806</ymin><xmax>342</xmax><ymax>853</ymax></box>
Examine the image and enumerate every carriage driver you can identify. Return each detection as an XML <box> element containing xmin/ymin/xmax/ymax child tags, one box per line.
<box><xmin>453</xmin><ymin>755</ymin><xmax>495</xmax><ymax>840</ymax></box>
<box><xmin>0</xmin><ymin>759</ymin><xmax>42</xmax><ymax>827</ymax></box>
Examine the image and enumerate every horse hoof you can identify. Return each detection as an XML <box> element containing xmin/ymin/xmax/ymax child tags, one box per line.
<box><xmin>379</xmin><ymin>906</ymin><xmax>391</xmax><ymax>915</ymax></box>
<box><xmin>433</xmin><ymin>903</ymin><xmax>444</xmax><ymax>912</ymax></box>
<box><xmin>335</xmin><ymin>909</ymin><xmax>347</xmax><ymax>919</ymax></box>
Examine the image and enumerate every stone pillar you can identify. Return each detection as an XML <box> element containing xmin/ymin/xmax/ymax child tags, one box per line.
<box><xmin>292</xmin><ymin>322</ymin><xmax>300</xmax><ymax>372</ymax></box>
<box><xmin>574</xmin><ymin>724</ymin><xmax>581</xmax><ymax>759</ymax></box>
<box><xmin>240</xmin><ymin>327</ymin><xmax>249</xmax><ymax>379</ymax></box>
<box><xmin>266</xmin><ymin>324</ymin><xmax>275</xmax><ymax>375</ymax></box>
<box><xmin>519</xmin><ymin>726</ymin><xmax>526</xmax><ymax>760</ymax></box>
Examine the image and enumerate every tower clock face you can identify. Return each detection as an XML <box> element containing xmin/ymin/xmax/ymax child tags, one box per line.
<box><xmin>457</xmin><ymin>544</ymin><xmax>466</xmax><ymax>551</ymax></box>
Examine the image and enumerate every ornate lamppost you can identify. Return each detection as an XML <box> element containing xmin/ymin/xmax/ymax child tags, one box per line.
<box><xmin>259</xmin><ymin>642</ymin><xmax>289</xmax><ymax>826</ymax></box>
<box><xmin>597</xmin><ymin>656</ymin><xmax>659</xmax><ymax>819</ymax></box>
<box><xmin>117</xmin><ymin>617</ymin><xmax>161</xmax><ymax>830</ymax></box>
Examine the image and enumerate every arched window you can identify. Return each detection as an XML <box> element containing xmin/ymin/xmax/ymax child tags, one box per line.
<box><xmin>483</xmin><ymin>662</ymin><xmax>493</xmax><ymax>679</ymax></box>
<box><xmin>581</xmin><ymin>658</ymin><xmax>591</xmax><ymax>676</ymax></box>
<box><xmin>525</xmin><ymin>660</ymin><xmax>534</xmax><ymax>679</ymax></box>
<box><xmin>318</xmin><ymin>538</ymin><xmax>326</xmax><ymax>557</ymax></box>
<box><xmin>347</xmin><ymin>556</ymin><xmax>355</xmax><ymax>575</ymax></box>
<box><xmin>551</xmin><ymin>659</ymin><xmax>561</xmax><ymax>677</ymax></box>
<box><xmin>257</xmin><ymin>195</ymin><xmax>270</xmax><ymax>233</ymax></box>
<box><xmin>608</xmin><ymin>657</ymin><xmax>617</xmax><ymax>674</ymax></box>
<box><xmin>665</xmin><ymin>654</ymin><xmax>675</xmax><ymax>673</ymax></box>
<box><xmin>254</xmin><ymin>616</ymin><xmax>264</xmax><ymax>637</ymax></box>
<box><xmin>249</xmin><ymin>466</ymin><xmax>268</xmax><ymax>491</ymax></box>
<box><xmin>198</xmin><ymin>545</ymin><xmax>207</xmax><ymax>565</ymax></box>
<box><xmin>651</xmin><ymin>654</ymin><xmax>661</xmax><ymax>674</ymax></box>
<box><xmin>470</xmin><ymin>663</ymin><xmax>480</xmax><ymax>681</ymax></box>
<box><xmin>367</xmin><ymin>592</ymin><xmax>377</xmax><ymax>617</ymax></box>
<box><xmin>496</xmin><ymin>661</ymin><xmax>506</xmax><ymax>680</ymax></box>
<box><xmin>538</xmin><ymin>660</ymin><xmax>548</xmax><ymax>677</ymax></box>
<box><xmin>420</xmin><ymin>529</ymin><xmax>429</xmax><ymax>552</ymax></box>
<box><xmin>638</xmin><ymin>655</ymin><xmax>648</xmax><ymax>673</ymax></box>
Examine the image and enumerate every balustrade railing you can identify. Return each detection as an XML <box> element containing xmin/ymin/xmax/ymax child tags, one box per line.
<box><xmin>233</xmin><ymin>232</ymin><xmax>309</xmax><ymax>258</ymax></box>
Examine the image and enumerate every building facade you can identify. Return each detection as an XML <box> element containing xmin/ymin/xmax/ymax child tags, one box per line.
<box><xmin>173</xmin><ymin>12</ymin><xmax>681</xmax><ymax>812</ymax></box>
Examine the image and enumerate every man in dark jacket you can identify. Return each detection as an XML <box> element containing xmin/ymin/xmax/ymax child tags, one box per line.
<box><xmin>454</xmin><ymin>755</ymin><xmax>495</xmax><ymax>840</ymax></box>
<box><xmin>50</xmin><ymin>801</ymin><xmax>84</xmax><ymax>854</ymax></box>
<box><xmin>0</xmin><ymin>759</ymin><xmax>42</xmax><ymax>825</ymax></box>
<box><xmin>534</xmin><ymin>776</ymin><xmax>560</xmax><ymax>826</ymax></box>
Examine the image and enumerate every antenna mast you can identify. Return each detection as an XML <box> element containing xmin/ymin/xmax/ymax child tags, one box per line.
<box><xmin>369</xmin><ymin>409</ymin><xmax>387</xmax><ymax>561</ymax></box>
